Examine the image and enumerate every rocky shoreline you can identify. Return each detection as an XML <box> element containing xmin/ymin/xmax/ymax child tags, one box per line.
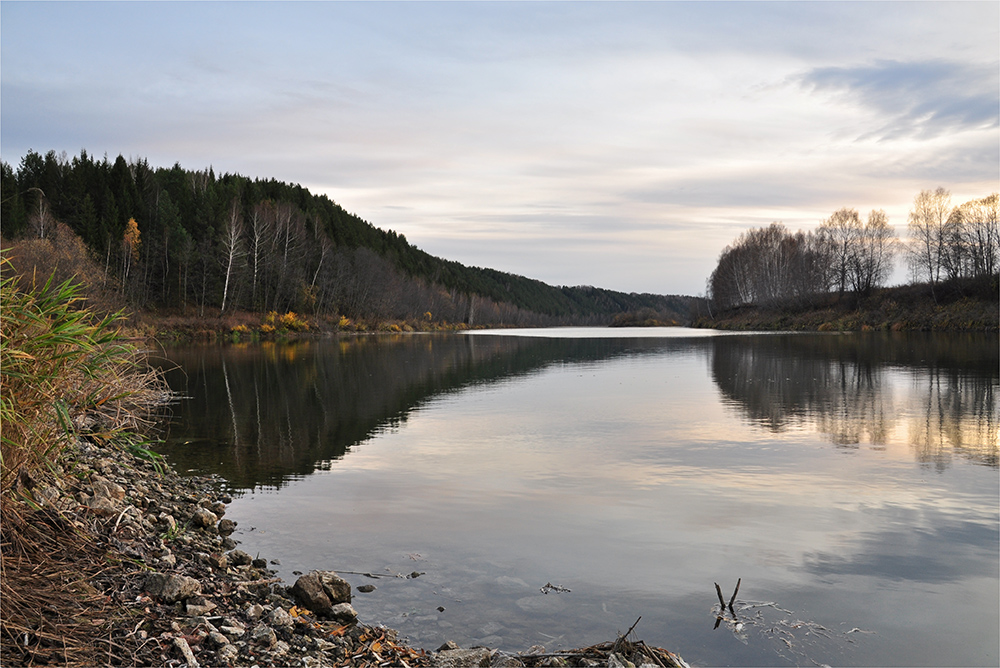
<box><xmin>10</xmin><ymin>437</ymin><xmax>689</xmax><ymax>668</ymax></box>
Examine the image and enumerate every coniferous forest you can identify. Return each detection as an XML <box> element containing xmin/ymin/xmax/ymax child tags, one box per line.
<box><xmin>1</xmin><ymin>150</ymin><xmax>693</xmax><ymax>329</ymax></box>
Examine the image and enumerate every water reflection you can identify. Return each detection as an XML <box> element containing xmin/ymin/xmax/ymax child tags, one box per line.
<box><xmin>156</xmin><ymin>332</ymin><xmax>998</xmax><ymax>492</ymax></box>
<box><xmin>154</xmin><ymin>335</ymin><xmax>710</xmax><ymax>489</ymax></box>
<box><xmin>711</xmin><ymin>333</ymin><xmax>998</xmax><ymax>468</ymax></box>
<box><xmin>152</xmin><ymin>330</ymin><xmax>999</xmax><ymax>666</ymax></box>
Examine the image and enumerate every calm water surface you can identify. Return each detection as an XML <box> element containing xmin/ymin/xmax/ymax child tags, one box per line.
<box><xmin>154</xmin><ymin>329</ymin><xmax>999</xmax><ymax>667</ymax></box>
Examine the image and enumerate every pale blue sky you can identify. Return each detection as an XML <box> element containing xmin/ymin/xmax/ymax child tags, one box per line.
<box><xmin>2</xmin><ymin>1</ymin><xmax>997</xmax><ymax>295</ymax></box>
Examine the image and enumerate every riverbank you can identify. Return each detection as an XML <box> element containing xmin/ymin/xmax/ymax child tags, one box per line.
<box><xmin>692</xmin><ymin>277</ymin><xmax>999</xmax><ymax>332</ymax></box>
<box><xmin>3</xmin><ymin>433</ymin><xmax>690</xmax><ymax>667</ymax></box>
<box><xmin>122</xmin><ymin>308</ymin><xmax>473</xmax><ymax>343</ymax></box>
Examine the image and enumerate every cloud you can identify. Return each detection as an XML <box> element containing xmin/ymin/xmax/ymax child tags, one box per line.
<box><xmin>800</xmin><ymin>60</ymin><xmax>1000</xmax><ymax>140</ymax></box>
<box><xmin>800</xmin><ymin>509</ymin><xmax>999</xmax><ymax>584</ymax></box>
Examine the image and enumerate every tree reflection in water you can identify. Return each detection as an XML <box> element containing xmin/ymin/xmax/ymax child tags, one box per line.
<box><xmin>154</xmin><ymin>331</ymin><xmax>997</xmax><ymax>494</ymax></box>
<box><xmin>710</xmin><ymin>332</ymin><xmax>998</xmax><ymax>469</ymax></box>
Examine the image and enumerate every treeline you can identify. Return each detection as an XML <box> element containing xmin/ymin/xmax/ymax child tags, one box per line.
<box><xmin>1</xmin><ymin>149</ymin><xmax>692</xmax><ymax>326</ymax></box>
<box><xmin>708</xmin><ymin>189</ymin><xmax>998</xmax><ymax>310</ymax></box>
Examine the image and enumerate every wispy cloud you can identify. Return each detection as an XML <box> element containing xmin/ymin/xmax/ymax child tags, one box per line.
<box><xmin>800</xmin><ymin>59</ymin><xmax>999</xmax><ymax>140</ymax></box>
<box><xmin>1</xmin><ymin>3</ymin><xmax>997</xmax><ymax>295</ymax></box>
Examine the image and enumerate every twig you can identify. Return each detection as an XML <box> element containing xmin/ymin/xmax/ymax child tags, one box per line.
<box><xmin>728</xmin><ymin>578</ymin><xmax>741</xmax><ymax>610</ymax></box>
<box><xmin>714</xmin><ymin>582</ymin><xmax>726</xmax><ymax>609</ymax></box>
<box><xmin>624</xmin><ymin>616</ymin><xmax>642</xmax><ymax>639</ymax></box>
<box><xmin>337</xmin><ymin>570</ymin><xmax>394</xmax><ymax>579</ymax></box>
<box><xmin>230</xmin><ymin>577</ymin><xmax>282</xmax><ymax>587</ymax></box>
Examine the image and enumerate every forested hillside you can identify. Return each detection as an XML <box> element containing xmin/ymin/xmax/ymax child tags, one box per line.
<box><xmin>1</xmin><ymin>150</ymin><xmax>693</xmax><ymax>327</ymax></box>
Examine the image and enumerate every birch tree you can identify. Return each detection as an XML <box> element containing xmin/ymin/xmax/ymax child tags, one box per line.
<box><xmin>220</xmin><ymin>198</ymin><xmax>245</xmax><ymax>313</ymax></box>
<box><xmin>248</xmin><ymin>200</ymin><xmax>275</xmax><ymax>310</ymax></box>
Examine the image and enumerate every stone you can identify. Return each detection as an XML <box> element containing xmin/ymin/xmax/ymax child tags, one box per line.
<box><xmin>357</xmin><ymin>584</ymin><xmax>377</xmax><ymax>593</ymax></box>
<box><xmin>273</xmin><ymin>640</ymin><xmax>290</xmax><ymax>656</ymax></box>
<box><xmin>246</xmin><ymin>603</ymin><xmax>265</xmax><ymax>620</ymax></box>
<box><xmin>268</xmin><ymin>607</ymin><xmax>294</xmax><ymax>629</ymax></box>
<box><xmin>158</xmin><ymin>513</ymin><xmax>177</xmax><ymax>534</ymax></box>
<box><xmin>317</xmin><ymin>571</ymin><xmax>352</xmax><ymax>604</ymax></box>
<box><xmin>228</xmin><ymin>549</ymin><xmax>252</xmax><ymax>566</ymax></box>
<box><xmin>251</xmin><ymin>623</ymin><xmax>277</xmax><ymax>647</ymax></box>
<box><xmin>216</xmin><ymin>643</ymin><xmax>240</xmax><ymax>665</ymax></box>
<box><xmin>217</xmin><ymin>518</ymin><xmax>237</xmax><ymax>536</ymax></box>
<box><xmin>173</xmin><ymin>636</ymin><xmax>200</xmax><ymax>668</ymax></box>
<box><xmin>208</xmin><ymin>552</ymin><xmax>228</xmax><ymax>569</ymax></box>
<box><xmin>145</xmin><ymin>573</ymin><xmax>201</xmax><ymax>603</ymax></box>
<box><xmin>192</xmin><ymin>507</ymin><xmax>218</xmax><ymax>528</ymax></box>
<box><xmin>435</xmin><ymin>648</ymin><xmax>492</xmax><ymax>667</ymax></box>
<box><xmin>329</xmin><ymin>603</ymin><xmax>358</xmax><ymax>624</ymax></box>
<box><xmin>608</xmin><ymin>653</ymin><xmax>634</xmax><ymax>668</ymax></box>
<box><xmin>186</xmin><ymin>598</ymin><xmax>217</xmax><ymax>616</ymax></box>
<box><xmin>207</xmin><ymin>631</ymin><xmax>230</xmax><ymax>648</ymax></box>
<box><xmin>290</xmin><ymin>573</ymin><xmax>333</xmax><ymax>617</ymax></box>
<box><xmin>90</xmin><ymin>475</ymin><xmax>125</xmax><ymax>500</ymax></box>
<box><xmin>87</xmin><ymin>496</ymin><xmax>119</xmax><ymax>517</ymax></box>
<box><xmin>252</xmin><ymin>557</ymin><xmax>268</xmax><ymax>569</ymax></box>
<box><xmin>35</xmin><ymin>485</ymin><xmax>61</xmax><ymax>507</ymax></box>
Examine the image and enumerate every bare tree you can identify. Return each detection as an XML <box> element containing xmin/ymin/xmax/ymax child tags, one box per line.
<box><xmin>850</xmin><ymin>209</ymin><xmax>895</xmax><ymax>295</ymax></box>
<box><xmin>950</xmin><ymin>194</ymin><xmax>999</xmax><ymax>278</ymax></box>
<box><xmin>820</xmin><ymin>208</ymin><xmax>862</xmax><ymax>296</ymax></box>
<box><xmin>220</xmin><ymin>198</ymin><xmax>245</xmax><ymax>313</ymax></box>
<box><xmin>248</xmin><ymin>200</ymin><xmax>275</xmax><ymax>309</ymax></box>
<box><xmin>26</xmin><ymin>188</ymin><xmax>54</xmax><ymax>240</ymax></box>
<box><xmin>908</xmin><ymin>187</ymin><xmax>952</xmax><ymax>290</ymax></box>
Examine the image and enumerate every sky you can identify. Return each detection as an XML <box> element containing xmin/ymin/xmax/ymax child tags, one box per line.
<box><xmin>1</xmin><ymin>2</ymin><xmax>997</xmax><ymax>296</ymax></box>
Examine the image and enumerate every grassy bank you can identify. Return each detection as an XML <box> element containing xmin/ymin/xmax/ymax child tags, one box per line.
<box><xmin>132</xmin><ymin>308</ymin><xmax>474</xmax><ymax>344</ymax></box>
<box><xmin>694</xmin><ymin>276</ymin><xmax>999</xmax><ymax>332</ymax></box>
<box><xmin>0</xmin><ymin>258</ymin><xmax>170</xmax><ymax>664</ymax></box>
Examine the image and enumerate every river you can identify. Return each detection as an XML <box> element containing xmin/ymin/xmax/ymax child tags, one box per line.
<box><xmin>153</xmin><ymin>328</ymin><xmax>999</xmax><ymax>667</ymax></box>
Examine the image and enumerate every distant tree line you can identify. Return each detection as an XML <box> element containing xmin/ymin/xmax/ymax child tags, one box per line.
<box><xmin>1</xmin><ymin>150</ymin><xmax>693</xmax><ymax>326</ymax></box>
<box><xmin>708</xmin><ymin>189</ymin><xmax>998</xmax><ymax>310</ymax></box>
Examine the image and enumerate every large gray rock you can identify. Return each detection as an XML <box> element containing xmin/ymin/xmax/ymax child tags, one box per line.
<box><xmin>290</xmin><ymin>571</ymin><xmax>352</xmax><ymax>618</ymax></box>
<box><xmin>318</xmin><ymin>571</ymin><xmax>352</xmax><ymax>604</ymax></box>
<box><xmin>145</xmin><ymin>573</ymin><xmax>202</xmax><ymax>603</ymax></box>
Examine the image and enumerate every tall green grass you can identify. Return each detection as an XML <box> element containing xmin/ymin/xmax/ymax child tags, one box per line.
<box><xmin>1</xmin><ymin>256</ymin><xmax>167</xmax><ymax>495</ymax></box>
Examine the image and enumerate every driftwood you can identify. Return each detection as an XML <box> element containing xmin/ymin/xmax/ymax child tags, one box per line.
<box><xmin>714</xmin><ymin>578</ymin><xmax>742</xmax><ymax>630</ymax></box>
<box><xmin>506</xmin><ymin>617</ymin><xmax>691</xmax><ymax>668</ymax></box>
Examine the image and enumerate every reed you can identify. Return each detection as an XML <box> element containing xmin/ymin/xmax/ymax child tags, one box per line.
<box><xmin>0</xmin><ymin>256</ymin><xmax>168</xmax><ymax>494</ymax></box>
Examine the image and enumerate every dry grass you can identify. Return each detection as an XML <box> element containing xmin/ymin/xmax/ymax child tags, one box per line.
<box><xmin>1</xmin><ymin>253</ymin><xmax>170</xmax><ymax>666</ymax></box>
<box><xmin>0</xmin><ymin>498</ymin><xmax>141</xmax><ymax>667</ymax></box>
